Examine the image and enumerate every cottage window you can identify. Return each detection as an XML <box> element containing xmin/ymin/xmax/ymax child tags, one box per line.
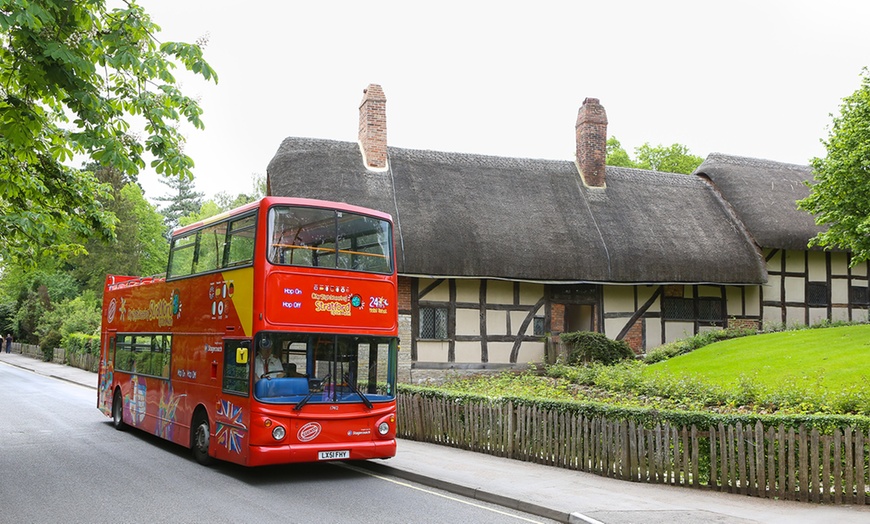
<box><xmin>662</xmin><ymin>297</ymin><xmax>722</xmax><ymax>322</ymax></box>
<box><xmin>697</xmin><ymin>299</ymin><xmax>723</xmax><ymax>322</ymax></box>
<box><xmin>850</xmin><ymin>286</ymin><xmax>869</xmax><ymax>306</ymax></box>
<box><xmin>419</xmin><ymin>307</ymin><xmax>448</xmax><ymax>339</ymax></box>
<box><xmin>661</xmin><ymin>298</ymin><xmax>693</xmax><ymax>321</ymax></box>
<box><xmin>533</xmin><ymin>316</ymin><xmax>545</xmax><ymax>336</ymax></box>
<box><xmin>807</xmin><ymin>282</ymin><xmax>828</xmax><ymax>307</ymax></box>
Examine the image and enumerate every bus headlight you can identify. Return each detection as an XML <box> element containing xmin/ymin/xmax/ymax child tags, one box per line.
<box><xmin>377</xmin><ymin>422</ymin><xmax>390</xmax><ymax>435</ymax></box>
<box><xmin>272</xmin><ymin>425</ymin><xmax>286</xmax><ymax>441</ymax></box>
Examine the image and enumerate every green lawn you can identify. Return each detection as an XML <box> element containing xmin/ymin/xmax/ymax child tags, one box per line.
<box><xmin>645</xmin><ymin>324</ymin><xmax>870</xmax><ymax>392</ymax></box>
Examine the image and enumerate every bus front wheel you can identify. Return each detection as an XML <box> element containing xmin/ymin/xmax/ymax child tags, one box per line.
<box><xmin>111</xmin><ymin>390</ymin><xmax>126</xmax><ymax>431</ymax></box>
<box><xmin>192</xmin><ymin>413</ymin><xmax>214</xmax><ymax>466</ymax></box>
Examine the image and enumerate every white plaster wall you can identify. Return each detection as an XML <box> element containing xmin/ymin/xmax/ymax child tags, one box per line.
<box><xmin>853</xmin><ymin>263</ymin><xmax>868</xmax><ymax>277</ymax></box>
<box><xmin>785</xmin><ymin>250</ymin><xmax>804</xmax><ymax>273</ymax></box>
<box><xmin>832</xmin><ymin>307</ymin><xmax>850</xmax><ymax>322</ymax></box>
<box><xmin>807</xmin><ymin>251</ymin><xmax>827</xmax><ymax>281</ymax></box>
<box><xmin>726</xmin><ymin>287</ymin><xmax>744</xmax><ymax>317</ymax></box>
<box><xmin>603</xmin><ymin>317</ymin><xmax>628</xmax><ymax>341</ymax></box>
<box><xmin>419</xmin><ymin>278</ymin><xmax>449</xmax><ymax>301</ymax></box>
<box><xmin>763</xmin><ymin>305</ymin><xmax>782</xmax><ymax>325</ymax></box>
<box><xmin>603</xmin><ymin>286</ymin><xmax>635</xmax><ymax>313</ymax></box>
<box><xmin>416</xmin><ymin>341</ymin><xmax>449</xmax><ymax>361</ymax></box>
<box><xmin>519</xmin><ymin>283</ymin><xmax>544</xmax><ymax>306</ymax></box>
<box><xmin>809</xmin><ymin>308</ymin><xmax>828</xmax><ymax>326</ymax></box>
<box><xmin>645</xmin><ymin>318</ymin><xmax>662</xmax><ymax>349</ymax></box>
<box><xmin>454</xmin><ymin>341</ymin><xmax>482</xmax><ymax>363</ymax></box>
<box><xmin>510</xmin><ymin>310</ymin><xmax>534</xmax><ymax>336</ymax></box>
<box><xmin>486</xmin><ymin>341</ymin><xmax>516</xmax><ymax>364</ymax></box>
<box><xmin>455</xmin><ymin>308</ymin><xmax>480</xmax><ymax>336</ymax></box>
<box><xmin>665</xmin><ymin>322</ymin><xmax>695</xmax><ymax>343</ymax></box>
<box><xmin>766</xmin><ymin>249</ymin><xmax>781</xmax><ymax>268</ymax></box>
<box><xmin>832</xmin><ymin>279</ymin><xmax>849</xmax><ymax>304</ymax></box>
<box><xmin>745</xmin><ymin>286</ymin><xmax>761</xmax><ymax>316</ymax></box>
<box><xmin>784</xmin><ymin>277</ymin><xmax>805</xmax><ymax>303</ymax></box>
<box><xmin>515</xmin><ymin>341</ymin><xmax>546</xmax><ymax>364</ymax></box>
<box><xmin>486</xmin><ymin>280</ymin><xmax>514</xmax><ymax>305</ymax></box>
<box><xmin>486</xmin><ymin>309</ymin><xmax>507</xmax><ymax>335</ymax></box>
<box><xmin>763</xmin><ymin>277</ymin><xmax>780</xmax><ymax>301</ymax></box>
<box><xmin>831</xmin><ymin>252</ymin><xmax>849</xmax><ymax>276</ymax></box>
<box><xmin>456</xmin><ymin>279</ymin><xmax>479</xmax><ymax>303</ymax></box>
<box><xmin>786</xmin><ymin>306</ymin><xmax>805</xmax><ymax>326</ymax></box>
<box><xmin>638</xmin><ymin>286</ymin><xmax>660</xmax><ymax>312</ymax></box>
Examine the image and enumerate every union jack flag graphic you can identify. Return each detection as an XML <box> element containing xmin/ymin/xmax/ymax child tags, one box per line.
<box><xmin>216</xmin><ymin>399</ymin><xmax>247</xmax><ymax>454</ymax></box>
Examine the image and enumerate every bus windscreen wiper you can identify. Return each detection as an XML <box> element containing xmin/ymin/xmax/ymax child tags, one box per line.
<box><xmin>344</xmin><ymin>373</ymin><xmax>373</xmax><ymax>409</ymax></box>
<box><xmin>294</xmin><ymin>373</ymin><xmax>330</xmax><ymax>412</ymax></box>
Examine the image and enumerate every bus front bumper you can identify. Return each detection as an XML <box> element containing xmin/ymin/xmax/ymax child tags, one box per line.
<box><xmin>247</xmin><ymin>439</ymin><xmax>397</xmax><ymax>467</ymax></box>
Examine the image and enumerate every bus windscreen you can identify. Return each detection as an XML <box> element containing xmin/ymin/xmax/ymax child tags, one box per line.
<box><xmin>251</xmin><ymin>332</ymin><xmax>397</xmax><ymax>406</ymax></box>
<box><xmin>268</xmin><ymin>206</ymin><xmax>392</xmax><ymax>274</ymax></box>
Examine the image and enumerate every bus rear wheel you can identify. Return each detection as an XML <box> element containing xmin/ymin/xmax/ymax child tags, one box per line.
<box><xmin>192</xmin><ymin>413</ymin><xmax>214</xmax><ymax>466</ymax></box>
<box><xmin>111</xmin><ymin>390</ymin><xmax>126</xmax><ymax>431</ymax></box>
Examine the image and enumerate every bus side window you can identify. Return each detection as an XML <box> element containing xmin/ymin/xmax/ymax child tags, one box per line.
<box><xmin>168</xmin><ymin>233</ymin><xmax>196</xmax><ymax>278</ymax></box>
<box><xmin>225</xmin><ymin>215</ymin><xmax>256</xmax><ymax>267</ymax></box>
<box><xmin>196</xmin><ymin>223</ymin><xmax>225</xmax><ymax>273</ymax></box>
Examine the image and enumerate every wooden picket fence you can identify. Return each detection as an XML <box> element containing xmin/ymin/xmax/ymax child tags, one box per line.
<box><xmin>13</xmin><ymin>342</ymin><xmax>98</xmax><ymax>372</ymax></box>
<box><xmin>397</xmin><ymin>393</ymin><xmax>870</xmax><ymax>505</ymax></box>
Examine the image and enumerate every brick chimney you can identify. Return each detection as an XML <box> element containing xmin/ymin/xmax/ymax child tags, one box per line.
<box><xmin>575</xmin><ymin>97</ymin><xmax>608</xmax><ymax>187</ymax></box>
<box><xmin>358</xmin><ymin>84</ymin><xmax>387</xmax><ymax>170</ymax></box>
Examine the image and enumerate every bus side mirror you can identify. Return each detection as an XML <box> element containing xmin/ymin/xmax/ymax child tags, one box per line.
<box><xmin>237</xmin><ymin>341</ymin><xmax>250</xmax><ymax>364</ymax></box>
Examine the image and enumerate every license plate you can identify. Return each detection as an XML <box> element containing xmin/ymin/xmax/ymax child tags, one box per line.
<box><xmin>318</xmin><ymin>450</ymin><xmax>350</xmax><ymax>460</ymax></box>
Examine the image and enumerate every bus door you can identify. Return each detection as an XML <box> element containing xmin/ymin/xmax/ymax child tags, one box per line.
<box><xmin>215</xmin><ymin>338</ymin><xmax>252</xmax><ymax>465</ymax></box>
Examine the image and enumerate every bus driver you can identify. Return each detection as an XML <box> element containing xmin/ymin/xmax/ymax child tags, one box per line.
<box><xmin>255</xmin><ymin>344</ymin><xmax>284</xmax><ymax>380</ymax></box>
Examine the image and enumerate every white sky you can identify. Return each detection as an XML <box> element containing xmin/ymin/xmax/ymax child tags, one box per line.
<box><xmin>134</xmin><ymin>0</ymin><xmax>870</xmax><ymax>202</ymax></box>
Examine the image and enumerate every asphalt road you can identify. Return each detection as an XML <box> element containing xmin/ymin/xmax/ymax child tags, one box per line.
<box><xmin>0</xmin><ymin>363</ymin><xmax>557</xmax><ymax>524</ymax></box>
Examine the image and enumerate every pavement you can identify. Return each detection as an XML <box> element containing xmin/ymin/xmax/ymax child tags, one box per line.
<box><xmin>2</xmin><ymin>350</ymin><xmax>870</xmax><ymax>524</ymax></box>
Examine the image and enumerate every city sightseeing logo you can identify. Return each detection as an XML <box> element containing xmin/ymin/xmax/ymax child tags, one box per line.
<box><xmin>311</xmin><ymin>284</ymin><xmax>358</xmax><ymax>317</ymax></box>
<box><xmin>122</xmin><ymin>291</ymin><xmax>180</xmax><ymax>327</ymax></box>
<box><xmin>107</xmin><ymin>298</ymin><xmax>118</xmax><ymax>324</ymax></box>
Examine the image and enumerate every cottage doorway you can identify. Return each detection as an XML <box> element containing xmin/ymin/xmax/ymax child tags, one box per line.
<box><xmin>565</xmin><ymin>304</ymin><xmax>594</xmax><ymax>333</ymax></box>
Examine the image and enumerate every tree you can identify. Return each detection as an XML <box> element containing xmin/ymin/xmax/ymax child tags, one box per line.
<box><xmin>797</xmin><ymin>68</ymin><xmax>870</xmax><ymax>264</ymax></box>
<box><xmin>178</xmin><ymin>173</ymin><xmax>266</xmax><ymax>227</ymax></box>
<box><xmin>155</xmin><ymin>173</ymin><xmax>204</xmax><ymax>233</ymax></box>
<box><xmin>605</xmin><ymin>136</ymin><xmax>703</xmax><ymax>175</ymax></box>
<box><xmin>633</xmin><ymin>143</ymin><xmax>703</xmax><ymax>174</ymax></box>
<box><xmin>178</xmin><ymin>200</ymin><xmax>221</xmax><ymax>228</ymax></box>
<box><xmin>0</xmin><ymin>267</ymin><xmax>79</xmax><ymax>343</ymax></box>
<box><xmin>0</xmin><ymin>0</ymin><xmax>217</xmax><ymax>261</ymax></box>
<box><xmin>214</xmin><ymin>173</ymin><xmax>266</xmax><ymax>210</ymax></box>
<box><xmin>606</xmin><ymin>137</ymin><xmax>634</xmax><ymax>168</ymax></box>
<box><xmin>69</xmin><ymin>177</ymin><xmax>169</xmax><ymax>293</ymax></box>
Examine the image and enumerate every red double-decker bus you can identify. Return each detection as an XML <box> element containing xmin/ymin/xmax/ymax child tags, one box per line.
<box><xmin>97</xmin><ymin>197</ymin><xmax>398</xmax><ymax>466</ymax></box>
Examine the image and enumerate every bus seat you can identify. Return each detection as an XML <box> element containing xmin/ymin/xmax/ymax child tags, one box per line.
<box><xmin>255</xmin><ymin>377</ymin><xmax>309</xmax><ymax>399</ymax></box>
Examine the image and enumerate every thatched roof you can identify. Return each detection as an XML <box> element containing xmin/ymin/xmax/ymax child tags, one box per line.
<box><xmin>695</xmin><ymin>154</ymin><xmax>824</xmax><ymax>251</ymax></box>
<box><xmin>267</xmin><ymin>138</ymin><xmax>767</xmax><ymax>284</ymax></box>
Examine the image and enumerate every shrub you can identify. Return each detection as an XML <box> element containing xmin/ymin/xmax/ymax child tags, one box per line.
<box><xmin>590</xmin><ymin>360</ymin><xmax>646</xmax><ymax>391</ymax></box>
<box><xmin>40</xmin><ymin>330</ymin><xmax>62</xmax><ymax>362</ymax></box>
<box><xmin>63</xmin><ymin>332</ymin><xmax>100</xmax><ymax>356</ymax></box>
<box><xmin>561</xmin><ymin>331</ymin><xmax>634</xmax><ymax>365</ymax></box>
<box><xmin>37</xmin><ymin>292</ymin><xmax>101</xmax><ymax>342</ymax></box>
<box><xmin>545</xmin><ymin>362</ymin><xmax>600</xmax><ymax>384</ymax></box>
